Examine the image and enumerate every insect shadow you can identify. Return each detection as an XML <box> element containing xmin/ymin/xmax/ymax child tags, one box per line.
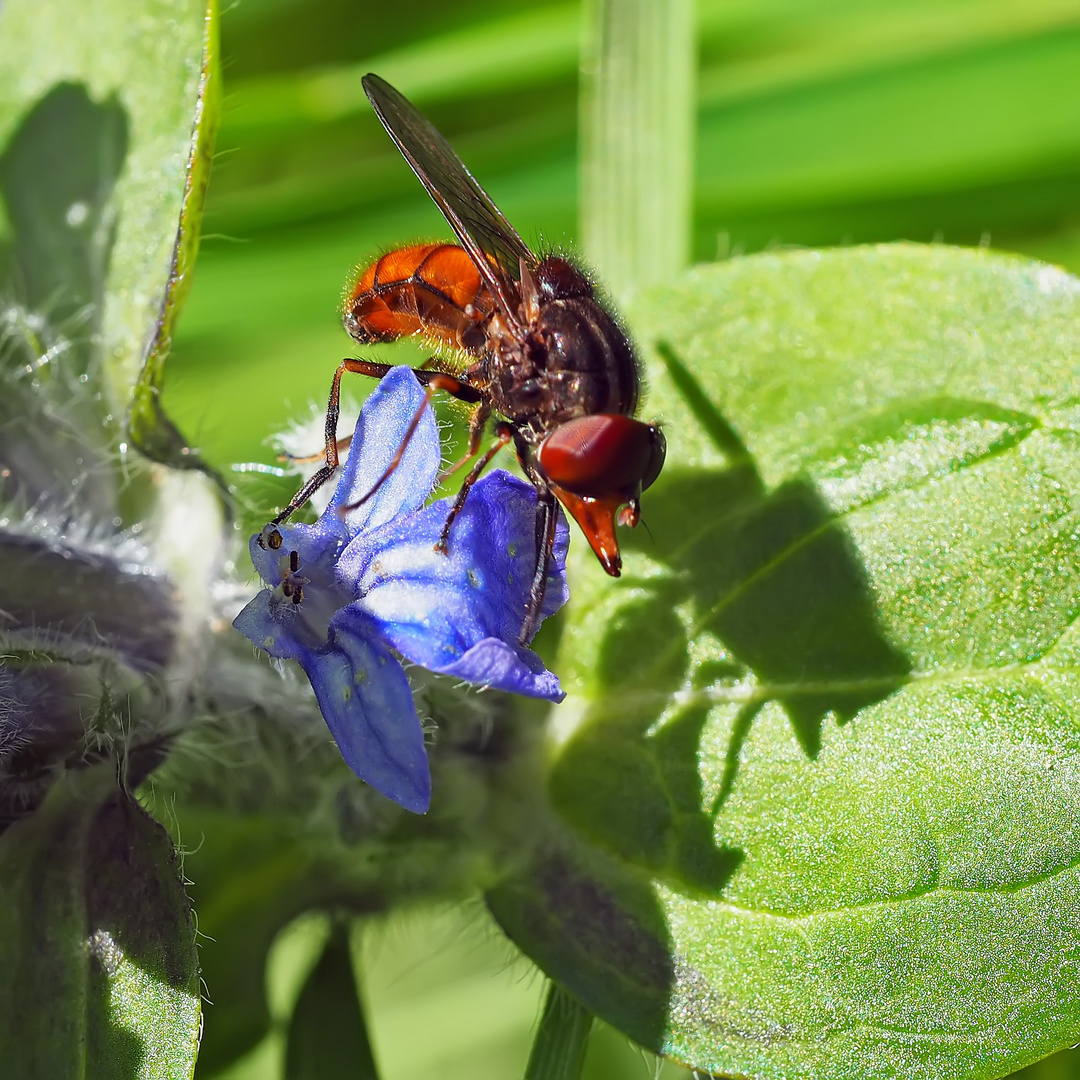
<box><xmin>0</xmin><ymin>82</ymin><xmax>128</xmax><ymax>511</ymax></box>
<box><xmin>548</xmin><ymin>345</ymin><xmax>912</xmax><ymax>901</ymax></box>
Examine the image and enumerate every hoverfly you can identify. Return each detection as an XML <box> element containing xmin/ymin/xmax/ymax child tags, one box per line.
<box><xmin>273</xmin><ymin>74</ymin><xmax>666</xmax><ymax>643</ymax></box>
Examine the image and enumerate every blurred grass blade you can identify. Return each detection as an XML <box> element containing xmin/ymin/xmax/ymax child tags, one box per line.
<box><xmin>285</xmin><ymin>921</ymin><xmax>379</xmax><ymax>1080</ymax></box>
<box><xmin>697</xmin><ymin>29</ymin><xmax>1080</xmax><ymax>217</ymax></box>
<box><xmin>697</xmin><ymin>0</ymin><xmax>1080</xmax><ymax>108</ymax></box>
<box><xmin>580</xmin><ymin>0</ymin><xmax>695</xmax><ymax>299</ymax></box>
<box><xmin>224</xmin><ymin>3</ymin><xmax>580</xmax><ymax>140</ymax></box>
<box><xmin>524</xmin><ymin>983</ymin><xmax>594</xmax><ymax>1080</ymax></box>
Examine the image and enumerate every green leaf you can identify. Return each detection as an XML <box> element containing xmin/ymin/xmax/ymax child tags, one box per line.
<box><xmin>0</xmin><ymin>0</ymin><xmax>227</xmax><ymax>824</ymax></box>
<box><xmin>284</xmin><ymin>922</ymin><xmax>379</xmax><ymax>1080</ymax></box>
<box><xmin>0</xmin><ymin>0</ymin><xmax>219</xmax><ymax>419</ymax></box>
<box><xmin>181</xmin><ymin>810</ymin><xmax>336</xmax><ymax>1075</ymax></box>
<box><xmin>128</xmin><ymin>0</ymin><xmax>222</xmax><ymax>473</ymax></box>
<box><xmin>0</xmin><ymin>765</ymin><xmax>200</xmax><ymax>1079</ymax></box>
<box><xmin>180</xmin><ymin>802</ymin><xmax>444</xmax><ymax>1075</ymax></box>
<box><xmin>490</xmin><ymin>244</ymin><xmax>1080</xmax><ymax>1079</ymax></box>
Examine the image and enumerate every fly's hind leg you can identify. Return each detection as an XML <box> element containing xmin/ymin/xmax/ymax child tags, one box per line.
<box><xmin>281</xmin><ymin>434</ymin><xmax>353</xmax><ymax>465</ymax></box>
<box><xmin>519</xmin><ymin>484</ymin><xmax>558</xmax><ymax>645</ymax></box>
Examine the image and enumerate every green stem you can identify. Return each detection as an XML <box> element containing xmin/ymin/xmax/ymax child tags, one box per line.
<box><xmin>580</xmin><ymin>0</ymin><xmax>696</xmax><ymax>301</ymax></box>
<box><xmin>524</xmin><ymin>982</ymin><xmax>595</xmax><ymax>1080</ymax></box>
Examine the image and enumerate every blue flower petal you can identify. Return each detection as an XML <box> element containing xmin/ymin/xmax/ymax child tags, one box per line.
<box><xmin>437</xmin><ymin>636</ymin><xmax>565</xmax><ymax>701</ymax></box>
<box><xmin>233</xmin><ymin>589</ymin><xmax>307</xmax><ymax>662</ymax></box>
<box><xmin>327</xmin><ymin>367</ymin><xmax>441</xmax><ymax>534</ymax></box>
<box><xmin>342</xmin><ymin>470</ymin><xmax>568</xmax><ymax>698</ymax></box>
<box><xmin>239</xmin><ymin>372</ymin><xmax>574</xmax><ymax>813</ymax></box>
<box><xmin>299</xmin><ymin>608</ymin><xmax>431</xmax><ymax>813</ymax></box>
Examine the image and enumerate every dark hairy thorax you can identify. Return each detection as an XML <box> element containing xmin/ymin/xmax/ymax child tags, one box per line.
<box><xmin>343</xmin><ymin>246</ymin><xmax>641</xmax><ymax>443</ymax></box>
<box><xmin>479</xmin><ymin>255</ymin><xmax>640</xmax><ymax>443</ymax></box>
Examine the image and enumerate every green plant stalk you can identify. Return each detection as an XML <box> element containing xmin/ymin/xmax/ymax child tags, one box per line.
<box><xmin>563</xmin><ymin>2</ymin><xmax>695</xmax><ymax>1065</ymax></box>
<box><xmin>524</xmin><ymin>982</ymin><xmax>594</xmax><ymax>1080</ymax></box>
<box><xmin>580</xmin><ymin>0</ymin><xmax>695</xmax><ymax>301</ymax></box>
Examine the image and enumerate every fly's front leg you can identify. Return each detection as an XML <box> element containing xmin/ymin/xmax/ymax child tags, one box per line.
<box><xmin>340</xmin><ymin>372</ymin><xmax>476</xmax><ymax>513</ymax></box>
<box><xmin>273</xmin><ymin>358</ymin><xmax>372</xmax><ymax>524</ymax></box>
<box><xmin>274</xmin><ymin>359</ymin><xmax>477</xmax><ymax>524</ymax></box>
<box><xmin>277</xmin><ymin>359</ymin><xmax>399</xmax><ymax>474</ymax></box>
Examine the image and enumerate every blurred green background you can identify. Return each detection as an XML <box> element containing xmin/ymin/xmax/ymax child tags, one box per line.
<box><xmin>165</xmin><ymin>0</ymin><xmax>1080</xmax><ymax>476</ymax></box>
<box><xmin>166</xmin><ymin>1</ymin><xmax>1080</xmax><ymax>1076</ymax></box>
<box><xmin>212</xmin><ymin>902</ymin><xmax>692</xmax><ymax>1080</ymax></box>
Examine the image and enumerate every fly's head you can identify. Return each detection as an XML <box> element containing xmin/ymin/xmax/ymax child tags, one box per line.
<box><xmin>537</xmin><ymin>413</ymin><xmax>666</xmax><ymax>575</ymax></box>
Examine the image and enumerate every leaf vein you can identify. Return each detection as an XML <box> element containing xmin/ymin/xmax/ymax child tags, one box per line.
<box><xmin>707</xmin><ymin>847</ymin><xmax>1080</xmax><ymax>924</ymax></box>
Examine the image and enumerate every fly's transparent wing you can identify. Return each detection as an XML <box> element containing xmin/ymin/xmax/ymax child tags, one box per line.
<box><xmin>363</xmin><ymin>73</ymin><xmax>535</xmax><ymax>328</ymax></box>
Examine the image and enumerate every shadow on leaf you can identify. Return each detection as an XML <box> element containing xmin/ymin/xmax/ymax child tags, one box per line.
<box><xmin>0</xmin><ymin>83</ymin><xmax>128</xmax><ymax>513</ymax></box>
<box><xmin>550</xmin><ymin>346</ymin><xmax>911</xmax><ymax>901</ymax></box>
<box><xmin>0</xmin><ymin>82</ymin><xmax>127</xmax><ymax>328</ymax></box>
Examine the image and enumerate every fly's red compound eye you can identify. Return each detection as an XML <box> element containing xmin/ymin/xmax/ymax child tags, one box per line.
<box><xmin>538</xmin><ymin>414</ymin><xmax>665</xmax><ymax>498</ymax></box>
<box><xmin>640</xmin><ymin>425</ymin><xmax>665</xmax><ymax>492</ymax></box>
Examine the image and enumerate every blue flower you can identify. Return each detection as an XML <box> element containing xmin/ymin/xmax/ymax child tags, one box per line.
<box><xmin>233</xmin><ymin>367</ymin><xmax>568</xmax><ymax>813</ymax></box>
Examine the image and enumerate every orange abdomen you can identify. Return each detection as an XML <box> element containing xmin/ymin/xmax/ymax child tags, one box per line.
<box><xmin>343</xmin><ymin>243</ymin><xmax>495</xmax><ymax>355</ymax></box>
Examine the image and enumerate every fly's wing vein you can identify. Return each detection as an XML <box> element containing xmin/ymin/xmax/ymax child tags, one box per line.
<box><xmin>362</xmin><ymin>73</ymin><xmax>534</xmax><ymax>330</ymax></box>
